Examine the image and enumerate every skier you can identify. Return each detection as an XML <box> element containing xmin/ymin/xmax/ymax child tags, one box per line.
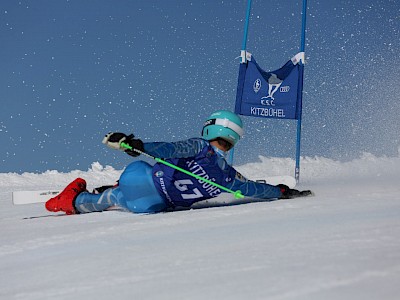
<box><xmin>45</xmin><ymin>110</ymin><xmax>308</xmax><ymax>215</ymax></box>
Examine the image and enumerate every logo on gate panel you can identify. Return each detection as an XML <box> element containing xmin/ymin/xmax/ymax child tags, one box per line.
<box><xmin>253</xmin><ymin>78</ymin><xmax>261</xmax><ymax>93</ymax></box>
<box><xmin>253</xmin><ymin>73</ymin><xmax>291</xmax><ymax>107</ymax></box>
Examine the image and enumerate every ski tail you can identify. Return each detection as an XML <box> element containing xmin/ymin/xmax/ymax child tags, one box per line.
<box><xmin>13</xmin><ymin>190</ymin><xmax>60</xmax><ymax>205</ymax></box>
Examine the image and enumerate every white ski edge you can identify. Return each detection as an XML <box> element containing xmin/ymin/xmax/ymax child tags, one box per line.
<box><xmin>12</xmin><ymin>190</ymin><xmax>60</xmax><ymax>205</ymax></box>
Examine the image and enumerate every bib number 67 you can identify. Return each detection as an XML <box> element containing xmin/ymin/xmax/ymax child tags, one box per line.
<box><xmin>174</xmin><ymin>179</ymin><xmax>203</xmax><ymax>200</ymax></box>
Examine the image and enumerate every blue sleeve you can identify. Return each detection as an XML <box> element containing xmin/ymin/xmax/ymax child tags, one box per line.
<box><xmin>225</xmin><ymin>169</ymin><xmax>282</xmax><ymax>199</ymax></box>
<box><xmin>143</xmin><ymin>138</ymin><xmax>209</xmax><ymax>159</ymax></box>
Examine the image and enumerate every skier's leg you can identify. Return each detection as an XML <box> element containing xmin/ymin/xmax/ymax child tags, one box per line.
<box><xmin>118</xmin><ymin>161</ymin><xmax>167</xmax><ymax>213</ymax></box>
<box><xmin>74</xmin><ymin>187</ymin><xmax>127</xmax><ymax>213</ymax></box>
<box><xmin>45</xmin><ymin>178</ymin><xmax>87</xmax><ymax>215</ymax></box>
<box><xmin>48</xmin><ymin>161</ymin><xmax>167</xmax><ymax>215</ymax></box>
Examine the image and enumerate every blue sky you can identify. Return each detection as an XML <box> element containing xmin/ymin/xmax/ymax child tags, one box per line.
<box><xmin>1</xmin><ymin>0</ymin><xmax>399</xmax><ymax>173</ymax></box>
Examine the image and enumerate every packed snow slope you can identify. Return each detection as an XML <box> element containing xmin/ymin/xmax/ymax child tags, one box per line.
<box><xmin>1</xmin><ymin>154</ymin><xmax>400</xmax><ymax>300</ymax></box>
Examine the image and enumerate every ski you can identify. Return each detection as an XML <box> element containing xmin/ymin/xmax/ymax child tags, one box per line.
<box><xmin>12</xmin><ymin>175</ymin><xmax>296</xmax><ymax>205</ymax></box>
<box><xmin>13</xmin><ymin>190</ymin><xmax>60</xmax><ymax>205</ymax></box>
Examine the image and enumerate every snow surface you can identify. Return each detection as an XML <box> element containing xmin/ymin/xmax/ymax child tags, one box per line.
<box><xmin>1</xmin><ymin>154</ymin><xmax>400</xmax><ymax>300</ymax></box>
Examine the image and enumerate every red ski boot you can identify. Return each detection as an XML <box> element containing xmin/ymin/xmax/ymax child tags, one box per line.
<box><xmin>45</xmin><ymin>178</ymin><xmax>87</xmax><ymax>215</ymax></box>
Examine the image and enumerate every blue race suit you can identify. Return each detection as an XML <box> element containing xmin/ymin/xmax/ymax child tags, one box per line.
<box><xmin>75</xmin><ymin>138</ymin><xmax>282</xmax><ymax>214</ymax></box>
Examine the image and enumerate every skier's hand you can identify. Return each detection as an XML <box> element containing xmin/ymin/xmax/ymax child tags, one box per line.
<box><xmin>103</xmin><ymin>132</ymin><xmax>130</xmax><ymax>150</ymax></box>
<box><xmin>277</xmin><ymin>184</ymin><xmax>313</xmax><ymax>199</ymax></box>
<box><xmin>124</xmin><ymin>138</ymin><xmax>145</xmax><ymax>157</ymax></box>
<box><xmin>102</xmin><ymin>132</ymin><xmax>144</xmax><ymax>157</ymax></box>
<box><xmin>277</xmin><ymin>184</ymin><xmax>302</xmax><ymax>199</ymax></box>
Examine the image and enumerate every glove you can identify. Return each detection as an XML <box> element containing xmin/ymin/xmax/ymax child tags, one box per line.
<box><xmin>277</xmin><ymin>184</ymin><xmax>303</xmax><ymax>199</ymax></box>
<box><xmin>102</xmin><ymin>132</ymin><xmax>130</xmax><ymax>150</ymax></box>
<box><xmin>102</xmin><ymin>132</ymin><xmax>144</xmax><ymax>157</ymax></box>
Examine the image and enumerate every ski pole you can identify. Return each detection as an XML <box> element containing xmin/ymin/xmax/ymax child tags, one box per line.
<box><xmin>120</xmin><ymin>142</ymin><xmax>244</xmax><ymax>199</ymax></box>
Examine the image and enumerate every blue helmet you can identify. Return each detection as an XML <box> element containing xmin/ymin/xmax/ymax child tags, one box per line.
<box><xmin>201</xmin><ymin>110</ymin><xmax>244</xmax><ymax>146</ymax></box>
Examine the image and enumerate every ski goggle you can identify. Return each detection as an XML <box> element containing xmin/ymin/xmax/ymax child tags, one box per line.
<box><xmin>211</xmin><ymin>138</ymin><xmax>233</xmax><ymax>151</ymax></box>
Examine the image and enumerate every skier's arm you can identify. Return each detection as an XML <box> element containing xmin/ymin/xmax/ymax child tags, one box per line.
<box><xmin>216</xmin><ymin>160</ymin><xmax>280</xmax><ymax>199</ymax></box>
<box><xmin>143</xmin><ymin>138</ymin><xmax>209</xmax><ymax>159</ymax></box>
<box><xmin>227</xmin><ymin>174</ymin><xmax>282</xmax><ymax>199</ymax></box>
<box><xmin>103</xmin><ymin>133</ymin><xmax>208</xmax><ymax>159</ymax></box>
<box><xmin>210</xmin><ymin>156</ymin><xmax>282</xmax><ymax>199</ymax></box>
<box><xmin>225</xmin><ymin>170</ymin><xmax>306</xmax><ymax>199</ymax></box>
